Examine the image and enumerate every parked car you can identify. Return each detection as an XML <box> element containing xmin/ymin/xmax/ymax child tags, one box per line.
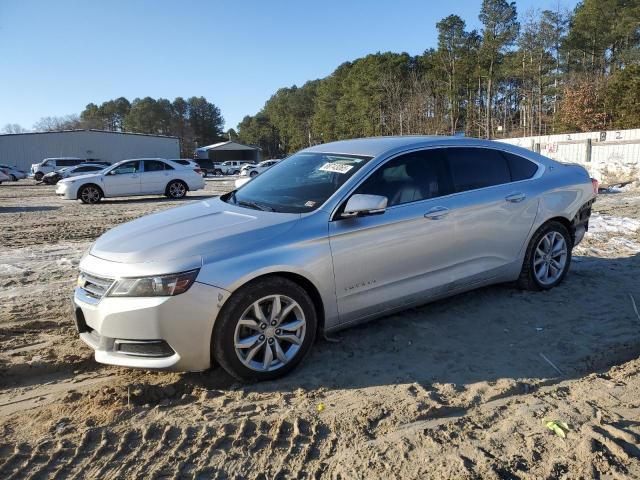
<box><xmin>42</xmin><ymin>163</ymin><xmax>108</xmax><ymax>185</ymax></box>
<box><xmin>71</xmin><ymin>137</ymin><xmax>596</xmax><ymax>381</ymax></box>
<box><xmin>0</xmin><ymin>164</ymin><xmax>28</xmax><ymax>181</ymax></box>
<box><xmin>56</xmin><ymin>158</ymin><xmax>205</xmax><ymax>204</ymax></box>
<box><xmin>194</xmin><ymin>159</ymin><xmax>224</xmax><ymax>177</ymax></box>
<box><xmin>0</xmin><ymin>170</ymin><xmax>10</xmax><ymax>184</ymax></box>
<box><xmin>220</xmin><ymin>160</ymin><xmax>256</xmax><ymax>175</ymax></box>
<box><xmin>31</xmin><ymin>157</ymin><xmax>93</xmax><ymax>181</ymax></box>
<box><xmin>240</xmin><ymin>159</ymin><xmax>281</xmax><ymax>178</ymax></box>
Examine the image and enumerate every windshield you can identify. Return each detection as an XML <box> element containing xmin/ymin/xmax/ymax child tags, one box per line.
<box><xmin>224</xmin><ymin>151</ymin><xmax>372</xmax><ymax>213</ymax></box>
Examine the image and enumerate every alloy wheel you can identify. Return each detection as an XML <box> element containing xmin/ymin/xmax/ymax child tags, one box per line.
<box><xmin>169</xmin><ymin>181</ymin><xmax>186</xmax><ymax>198</ymax></box>
<box><xmin>533</xmin><ymin>231</ymin><xmax>568</xmax><ymax>285</ymax></box>
<box><xmin>233</xmin><ymin>294</ymin><xmax>306</xmax><ymax>372</ymax></box>
<box><xmin>81</xmin><ymin>186</ymin><xmax>101</xmax><ymax>204</ymax></box>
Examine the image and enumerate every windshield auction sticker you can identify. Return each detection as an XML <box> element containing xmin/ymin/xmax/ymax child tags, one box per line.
<box><xmin>319</xmin><ymin>163</ymin><xmax>354</xmax><ymax>174</ymax></box>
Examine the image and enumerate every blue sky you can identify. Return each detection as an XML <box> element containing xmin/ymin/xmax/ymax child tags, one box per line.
<box><xmin>0</xmin><ymin>0</ymin><xmax>578</xmax><ymax>132</ymax></box>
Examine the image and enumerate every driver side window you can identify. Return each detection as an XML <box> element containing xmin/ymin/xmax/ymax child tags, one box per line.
<box><xmin>111</xmin><ymin>161</ymin><xmax>139</xmax><ymax>175</ymax></box>
<box><xmin>355</xmin><ymin>149</ymin><xmax>451</xmax><ymax>207</ymax></box>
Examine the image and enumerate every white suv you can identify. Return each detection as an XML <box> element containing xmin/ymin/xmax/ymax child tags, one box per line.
<box><xmin>56</xmin><ymin>158</ymin><xmax>205</xmax><ymax>204</ymax></box>
<box><xmin>31</xmin><ymin>157</ymin><xmax>87</xmax><ymax>181</ymax></box>
<box><xmin>220</xmin><ymin>161</ymin><xmax>256</xmax><ymax>175</ymax></box>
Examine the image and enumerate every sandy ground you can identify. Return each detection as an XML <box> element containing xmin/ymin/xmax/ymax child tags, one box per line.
<box><xmin>1</xmin><ymin>179</ymin><xmax>639</xmax><ymax>479</ymax></box>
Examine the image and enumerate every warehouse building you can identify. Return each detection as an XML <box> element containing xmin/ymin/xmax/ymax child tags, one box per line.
<box><xmin>0</xmin><ymin>129</ymin><xmax>180</xmax><ymax>172</ymax></box>
<box><xmin>195</xmin><ymin>141</ymin><xmax>262</xmax><ymax>163</ymax></box>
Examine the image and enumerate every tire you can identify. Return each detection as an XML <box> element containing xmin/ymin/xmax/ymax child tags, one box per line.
<box><xmin>166</xmin><ymin>180</ymin><xmax>188</xmax><ymax>199</ymax></box>
<box><xmin>78</xmin><ymin>184</ymin><xmax>103</xmax><ymax>204</ymax></box>
<box><xmin>202</xmin><ymin>169</ymin><xmax>208</xmax><ymax>178</ymax></box>
<box><xmin>214</xmin><ymin>169</ymin><xmax>223</xmax><ymax>176</ymax></box>
<box><xmin>250</xmin><ymin>171</ymin><xmax>258</xmax><ymax>178</ymax></box>
<box><xmin>34</xmin><ymin>172</ymin><xmax>44</xmax><ymax>181</ymax></box>
<box><xmin>10</xmin><ymin>174</ymin><xmax>17</xmax><ymax>182</ymax></box>
<box><xmin>233</xmin><ymin>170</ymin><xmax>240</xmax><ymax>175</ymax></box>
<box><xmin>212</xmin><ymin>276</ymin><xmax>317</xmax><ymax>382</ymax></box>
<box><xmin>517</xmin><ymin>221</ymin><xmax>572</xmax><ymax>291</ymax></box>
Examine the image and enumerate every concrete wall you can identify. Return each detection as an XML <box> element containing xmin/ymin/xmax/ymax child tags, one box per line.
<box><xmin>497</xmin><ymin>128</ymin><xmax>640</xmax><ymax>185</ymax></box>
<box><xmin>0</xmin><ymin>130</ymin><xmax>181</xmax><ymax>172</ymax></box>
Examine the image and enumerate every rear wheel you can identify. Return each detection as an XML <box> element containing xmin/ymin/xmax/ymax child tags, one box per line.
<box><xmin>202</xmin><ymin>169</ymin><xmax>208</xmax><ymax>177</ymax></box>
<box><xmin>250</xmin><ymin>171</ymin><xmax>258</xmax><ymax>178</ymax></box>
<box><xmin>214</xmin><ymin>169</ymin><xmax>223</xmax><ymax>176</ymax></box>
<box><xmin>166</xmin><ymin>180</ymin><xmax>187</xmax><ymax>199</ymax></box>
<box><xmin>212</xmin><ymin>277</ymin><xmax>317</xmax><ymax>382</ymax></box>
<box><xmin>233</xmin><ymin>169</ymin><xmax>240</xmax><ymax>175</ymax></box>
<box><xmin>34</xmin><ymin>172</ymin><xmax>44</xmax><ymax>181</ymax></box>
<box><xmin>10</xmin><ymin>174</ymin><xmax>17</xmax><ymax>181</ymax></box>
<box><xmin>78</xmin><ymin>184</ymin><xmax>103</xmax><ymax>204</ymax></box>
<box><xmin>518</xmin><ymin>221</ymin><xmax>572</xmax><ymax>291</ymax></box>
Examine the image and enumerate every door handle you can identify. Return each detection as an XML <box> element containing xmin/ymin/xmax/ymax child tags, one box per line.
<box><xmin>505</xmin><ymin>192</ymin><xmax>526</xmax><ymax>203</ymax></box>
<box><xmin>424</xmin><ymin>206</ymin><xmax>449</xmax><ymax>219</ymax></box>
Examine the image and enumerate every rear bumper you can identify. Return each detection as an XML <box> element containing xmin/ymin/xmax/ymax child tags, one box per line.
<box><xmin>572</xmin><ymin>198</ymin><xmax>595</xmax><ymax>246</ymax></box>
<box><xmin>74</xmin><ymin>281</ymin><xmax>230</xmax><ymax>371</ymax></box>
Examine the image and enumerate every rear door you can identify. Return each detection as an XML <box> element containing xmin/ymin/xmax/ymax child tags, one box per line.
<box><xmin>141</xmin><ymin>160</ymin><xmax>173</xmax><ymax>193</ymax></box>
<box><xmin>329</xmin><ymin>149</ymin><xmax>460</xmax><ymax>324</ymax></box>
<box><xmin>103</xmin><ymin>160</ymin><xmax>141</xmax><ymax>196</ymax></box>
<box><xmin>442</xmin><ymin>147</ymin><xmax>540</xmax><ymax>280</ymax></box>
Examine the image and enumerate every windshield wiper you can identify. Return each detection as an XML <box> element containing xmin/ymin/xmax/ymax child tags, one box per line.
<box><xmin>238</xmin><ymin>200</ymin><xmax>276</xmax><ymax>212</ymax></box>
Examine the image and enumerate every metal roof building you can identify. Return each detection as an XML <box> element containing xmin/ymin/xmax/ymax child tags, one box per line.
<box><xmin>195</xmin><ymin>141</ymin><xmax>262</xmax><ymax>163</ymax></box>
<box><xmin>0</xmin><ymin>129</ymin><xmax>180</xmax><ymax>171</ymax></box>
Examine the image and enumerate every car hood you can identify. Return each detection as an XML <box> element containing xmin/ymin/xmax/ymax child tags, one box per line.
<box><xmin>59</xmin><ymin>172</ymin><xmax>104</xmax><ymax>184</ymax></box>
<box><xmin>90</xmin><ymin>197</ymin><xmax>300</xmax><ymax>264</ymax></box>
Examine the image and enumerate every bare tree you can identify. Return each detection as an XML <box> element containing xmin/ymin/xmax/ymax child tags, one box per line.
<box><xmin>2</xmin><ymin>123</ymin><xmax>27</xmax><ymax>134</ymax></box>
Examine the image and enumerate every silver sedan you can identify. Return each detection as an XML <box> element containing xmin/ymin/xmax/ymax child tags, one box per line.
<box><xmin>73</xmin><ymin>137</ymin><xmax>596</xmax><ymax>381</ymax></box>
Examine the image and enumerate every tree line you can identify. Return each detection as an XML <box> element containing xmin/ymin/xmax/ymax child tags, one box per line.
<box><xmin>4</xmin><ymin>97</ymin><xmax>225</xmax><ymax>158</ymax></box>
<box><xmin>237</xmin><ymin>0</ymin><xmax>640</xmax><ymax>158</ymax></box>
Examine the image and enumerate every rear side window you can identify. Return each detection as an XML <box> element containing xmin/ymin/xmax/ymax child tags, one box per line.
<box><xmin>503</xmin><ymin>152</ymin><xmax>538</xmax><ymax>181</ymax></box>
<box><xmin>144</xmin><ymin>160</ymin><xmax>171</xmax><ymax>172</ymax></box>
<box><xmin>57</xmin><ymin>159</ymin><xmax>84</xmax><ymax>167</ymax></box>
<box><xmin>446</xmin><ymin>148</ymin><xmax>511</xmax><ymax>193</ymax></box>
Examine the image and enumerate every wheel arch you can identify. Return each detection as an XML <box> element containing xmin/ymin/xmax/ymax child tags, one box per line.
<box><xmin>76</xmin><ymin>182</ymin><xmax>104</xmax><ymax>200</ymax></box>
<box><xmin>224</xmin><ymin>271</ymin><xmax>326</xmax><ymax>335</ymax></box>
<box><xmin>165</xmin><ymin>178</ymin><xmax>189</xmax><ymax>195</ymax></box>
<box><xmin>538</xmin><ymin>215</ymin><xmax>574</xmax><ymax>244</ymax></box>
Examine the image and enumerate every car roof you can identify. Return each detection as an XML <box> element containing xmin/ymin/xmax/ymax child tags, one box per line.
<box><xmin>302</xmin><ymin>136</ymin><xmax>546</xmax><ymax>161</ymax></box>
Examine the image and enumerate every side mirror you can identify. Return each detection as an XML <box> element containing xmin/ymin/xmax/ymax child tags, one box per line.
<box><xmin>342</xmin><ymin>194</ymin><xmax>387</xmax><ymax>218</ymax></box>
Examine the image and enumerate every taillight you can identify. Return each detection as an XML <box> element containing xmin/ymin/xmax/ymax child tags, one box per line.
<box><xmin>591</xmin><ymin>178</ymin><xmax>599</xmax><ymax>196</ymax></box>
<box><xmin>194</xmin><ymin>168</ymin><xmax>203</xmax><ymax>175</ymax></box>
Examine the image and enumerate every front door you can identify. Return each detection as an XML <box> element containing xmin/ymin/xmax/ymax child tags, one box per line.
<box><xmin>328</xmin><ymin>149</ymin><xmax>460</xmax><ymax>324</ymax></box>
<box><xmin>103</xmin><ymin>160</ymin><xmax>141</xmax><ymax>196</ymax></box>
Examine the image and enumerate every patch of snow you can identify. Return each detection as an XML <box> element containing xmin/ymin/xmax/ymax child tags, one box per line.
<box><xmin>589</xmin><ymin>214</ymin><xmax>640</xmax><ymax>236</ymax></box>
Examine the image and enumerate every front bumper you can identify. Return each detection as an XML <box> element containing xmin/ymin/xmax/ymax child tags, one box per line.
<box><xmin>56</xmin><ymin>182</ymin><xmax>75</xmax><ymax>199</ymax></box>
<box><xmin>74</xmin><ymin>281</ymin><xmax>230</xmax><ymax>371</ymax></box>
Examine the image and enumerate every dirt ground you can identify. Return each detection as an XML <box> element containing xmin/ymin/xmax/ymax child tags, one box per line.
<box><xmin>1</xmin><ymin>179</ymin><xmax>639</xmax><ymax>479</ymax></box>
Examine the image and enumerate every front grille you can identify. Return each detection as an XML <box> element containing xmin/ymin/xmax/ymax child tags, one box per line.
<box><xmin>79</xmin><ymin>271</ymin><xmax>114</xmax><ymax>300</ymax></box>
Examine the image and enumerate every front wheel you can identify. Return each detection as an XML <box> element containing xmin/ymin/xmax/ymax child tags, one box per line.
<box><xmin>518</xmin><ymin>221</ymin><xmax>572</xmax><ymax>291</ymax></box>
<box><xmin>166</xmin><ymin>180</ymin><xmax>187</xmax><ymax>199</ymax></box>
<box><xmin>34</xmin><ymin>172</ymin><xmax>44</xmax><ymax>182</ymax></box>
<box><xmin>250</xmin><ymin>171</ymin><xmax>258</xmax><ymax>178</ymax></box>
<box><xmin>212</xmin><ymin>277</ymin><xmax>317</xmax><ymax>382</ymax></box>
<box><xmin>79</xmin><ymin>184</ymin><xmax>103</xmax><ymax>204</ymax></box>
<box><xmin>10</xmin><ymin>174</ymin><xmax>17</xmax><ymax>182</ymax></box>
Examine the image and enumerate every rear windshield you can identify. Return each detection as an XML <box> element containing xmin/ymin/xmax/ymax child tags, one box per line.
<box><xmin>224</xmin><ymin>152</ymin><xmax>372</xmax><ymax>213</ymax></box>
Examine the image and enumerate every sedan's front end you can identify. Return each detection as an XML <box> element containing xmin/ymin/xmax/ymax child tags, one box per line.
<box><xmin>55</xmin><ymin>178</ymin><xmax>77</xmax><ymax>199</ymax></box>
<box><xmin>74</xmin><ymin>253</ymin><xmax>230</xmax><ymax>371</ymax></box>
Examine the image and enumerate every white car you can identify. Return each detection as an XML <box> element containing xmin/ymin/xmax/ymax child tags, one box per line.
<box><xmin>56</xmin><ymin>158</ymin><xmax>205</xmax><ymax>204</ymax></box>
<box><xmin>0</xmin><ymin>164</ymin><xmax>28</xmax><ymax>181</ymax></box>
<box><xmin>240</xmin><ymin>159</ymin><xmax>281</xmax><ymax>178</ymax></box>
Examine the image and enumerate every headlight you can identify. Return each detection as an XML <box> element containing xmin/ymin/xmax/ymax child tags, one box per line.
<box><xmin>107</xmin><ymin>270</ymin><xmax>199</xmax><ymax>297</ymax></box>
